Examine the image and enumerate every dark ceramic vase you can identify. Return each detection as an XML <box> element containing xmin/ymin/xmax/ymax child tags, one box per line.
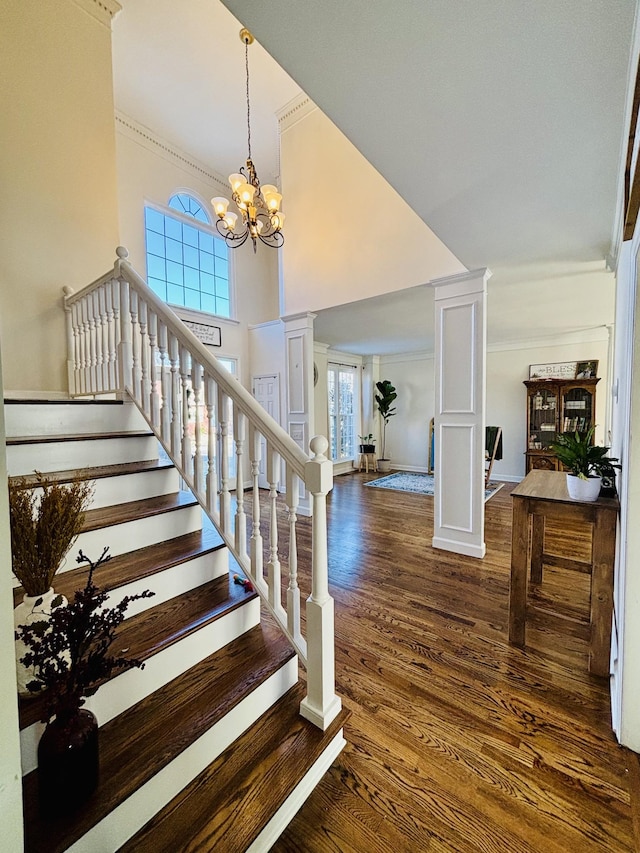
<box><xmin>37</xmin><ymin>708</ymin><xmax>99</xmax><ymax>816</ymax></box>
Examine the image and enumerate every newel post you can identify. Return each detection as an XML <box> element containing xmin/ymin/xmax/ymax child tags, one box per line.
<box><xmin>115</xmin><ymin>247</ymin><xmax>133</xmax><ymax>398</ymax></box>
<box><xmin>62</xmin><ymin>286</ymin><xmax>76</xmax><ymax>395</ymax></box>
<box><xmin>300</xmin><ymin>435</ymin><xmax>342</xmax><ymax>730</ymax></box>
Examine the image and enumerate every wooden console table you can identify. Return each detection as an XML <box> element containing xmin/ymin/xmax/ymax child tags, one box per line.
<box><xmin>509</xmin><ymin>470</ymin><xmax>619</xmax><ymax>676</ymax></box>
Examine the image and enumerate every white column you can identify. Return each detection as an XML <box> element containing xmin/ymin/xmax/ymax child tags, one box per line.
<box><xmin>430</xmin><ymin>268</ymin><xmax>490</xmax><ymax>558</ymax></box>
<box><xmin>283</xmin><ymin>312</ymin><xmax>316</xmax><ymax>516</ymax></box>
<box><xmin>0</xmin><ymin>342</ymin><xmax>24</xmax><ymax>849</ymax></box>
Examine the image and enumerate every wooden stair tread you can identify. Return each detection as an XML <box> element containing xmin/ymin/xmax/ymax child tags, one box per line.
<box><xmin>18</xmin><ymin>570</ymin><xmax>249</xmax><ymax>730</ymax></box>
<box><xmin>9</xmin><ymin>458</ymin><xmax>175</xmax><ymax>488</ymax></box>
<box><xmin>6</xmin><ymin>429</ymin><xmax>153</xmax><ymax>445</ymax></box>
<box><xmin>81</xmin><ymin>490</ymin><xmax>197</xmax><ymax>531</ymax></box>
<box><xmin>14</xmin><ymin>526</ymin><xmax>225</xmax><ymax>609</ymax></box>
<box><xmin>119</xmin><ymin>683</ymin><xmax>350</xmax><ymax>853</ymax></box>
<box><xmin>22</xmin><ymin>623</ymin><xmax>296</xmax><ymax>853</ymax></box>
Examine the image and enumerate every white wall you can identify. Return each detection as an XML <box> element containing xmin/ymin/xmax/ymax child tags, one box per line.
<box><xmin>278</xmin><ymin>100</ymin><xmax>465</xmax><ymax>317</ymax></box>
<box><xmin>249</xmin><ymin>319</ymin><xmax>286</xmax><ymax>424</ymax></box>
<box><xmin>0</xmin><ymin>0</ymin><xmax>120</xmax><ymax>394</ymax></box>
<box><xmin>115</xmin><ymin>116</ymin><xmax>281</xmax><ymax>391</ymax></box>
<box><xmin>378</xmin><ymin>334</ymin><xmax>611</xmax><ymax>479</ymax></box>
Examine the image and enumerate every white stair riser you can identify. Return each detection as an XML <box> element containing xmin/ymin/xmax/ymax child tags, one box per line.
<box><xmin>20</xmin><ymin>596</ymin><xmax>262</xmax><ymax>776</ymax></box>
<box><xmin>102</xmin><ymin>548</ymin><xmax>229</xmax><ymax>619</ymax></box>
<box><xmin>4</xmin><ymin>402</ymin><xmax>148</xmax><ymax>438</ymax></box>
<box><xmin>17</xmin><ymin>467</ymin><xmax>180</xmax><ymax>512</ymax></box>
<box><xmin>88</xmin><ymin>467</ymin><xmax>180</xmax><ymax>509</ymax></box>
<box><xmin>53</xmin><ymin>504</ymin><xmax>204</xmax><ymax>575</ymax></box>
<box><xmin>7</xmin><ymin>435</ymin><xmax>159</xmax><ymax>476</ymax></box>
<box><xmin>66</xmin><ymin>656</ymin><xmax>299</xmax><ymax>853</ymax></box>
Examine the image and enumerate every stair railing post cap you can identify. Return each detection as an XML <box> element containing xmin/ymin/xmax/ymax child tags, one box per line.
<box><xmin>116</xmin><ymin>246</ymin><xmax>129</xmax><ymax>260</ymax></box>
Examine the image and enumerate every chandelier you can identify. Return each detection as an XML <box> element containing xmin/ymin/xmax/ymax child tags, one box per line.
<box><xmin>211</xmin><ymin>29</ymin><xmax>285</xmax><ymax>252</ymax></box>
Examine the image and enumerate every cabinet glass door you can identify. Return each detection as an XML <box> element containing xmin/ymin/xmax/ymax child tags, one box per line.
<box><xmin>562</xmin><ymin>386</ymin><xmax>593</xmax><ymax>435</ymax></box>
<box><xmin>528</xmin><ymin>386</ymin><xmax>558</xmax><ymax>450</ymax></box>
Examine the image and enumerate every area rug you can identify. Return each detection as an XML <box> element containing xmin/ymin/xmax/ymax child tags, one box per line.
<box><xmin>364</xmin><ymin>472</ymin><xmax>504</xmax><ymax>502</ymax></box>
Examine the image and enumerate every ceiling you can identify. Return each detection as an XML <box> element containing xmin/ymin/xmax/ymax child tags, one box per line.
<box><xmin>113</xmin><ymin>1</ymin><xmax>636</xmax><ymax>355</ymax></box>
<box><xmin>112</xmin><ymin>0</ymin><xmax>301</xmax><ymax>186</ymax></box>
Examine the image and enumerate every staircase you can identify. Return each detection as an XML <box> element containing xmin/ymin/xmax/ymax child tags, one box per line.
<box><xmin>6</xmin><ymin>398</ymin><xmax>347</xmax><ymax>852</ymax></box>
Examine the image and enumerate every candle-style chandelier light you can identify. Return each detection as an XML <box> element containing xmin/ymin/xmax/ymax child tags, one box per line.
<box><xmin>211</xmin><ymin>29</ymin><xmax>285</xmax><ymax>252</ymax></box>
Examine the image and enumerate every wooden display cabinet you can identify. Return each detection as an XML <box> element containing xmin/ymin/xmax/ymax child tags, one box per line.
<box><xmin>524</xmin><ymin>378</ymin><xmax>599</xmax><ymax>473</ymax></box>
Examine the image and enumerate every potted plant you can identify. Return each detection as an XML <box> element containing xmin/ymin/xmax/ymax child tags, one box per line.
<box><xmin>550</xmin><ymin>427</ymin><xmax>618</xmax><ymax>501</ymax></box>
<box><xmin>358</xmin><ymin>433</ymin><xmax>376</xmax><ymax>453</ymax></box>
<box><xmin>9</xmin><ymin>474</ymin><xmax>94</xmax><ymax>695</ymax></box>
<box><xmin>375</xmin><ymin>380</ymin><xmax>397</xmax><ymax>473</ymax></box>
<box><xmin>16</xmin><ymin>547</ymin><xmax>154</xmax><ymax>815</ymax></box>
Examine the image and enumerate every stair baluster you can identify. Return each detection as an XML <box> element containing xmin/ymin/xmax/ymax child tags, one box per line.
<box><xmin>138</xmin><ymin>299</ymin><xmax>150</xmax><ymax>417</ymax></box>
<box><xmin>191</xmin><ymin>359</ymin><xmax>205</xmax><ymax>498</ymax></box>
<box><xmin>148</xmin><ymin>311</ymin><xmax>161</xmax><ymax>428</ymax></box>
<box><xmin>286</xmin><ymin>468</ymin><xmax>302</xmax><ymax>644</ymax></box>
<box><xmin>205</xmin><ymin>375</ymin><xmax>219</xmax><ymax>523</ymax></box>
<box><xmin>218</xmin><ymin>385</ymin><xmax>231</xmax><ymax>536</ymax></box>
<box><xmin>249</xmin><ymin>426</ymin><xmax>264</xmax><ymax>590</ymax></box>
<box><xmin>234</xmin><ymin>408</ymin><xmax>247</xmax><ymax>559</ymax></box>
<box><xmin>266</xmin><ymin>448</ymin><xmax>284</xmax><ymax>621</ymax></box>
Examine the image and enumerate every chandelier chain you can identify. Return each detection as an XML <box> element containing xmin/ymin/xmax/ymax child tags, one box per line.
<box><xmin>245</xmin><ymin>37</ymin><xmax>252</xmax><ymax>161</ymax></box>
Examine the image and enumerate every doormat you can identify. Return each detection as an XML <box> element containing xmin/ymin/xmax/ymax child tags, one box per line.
<box><xmin>364</xmin><ymin>472</ymin><xmax>504</xmax><ymax>502</ymax></box>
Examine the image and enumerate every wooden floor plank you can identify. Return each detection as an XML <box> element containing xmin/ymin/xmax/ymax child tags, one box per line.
<box><xmin>270</xmin><ymin>473</ymin><xmax>636</xmax><ymax>853</ymax></box>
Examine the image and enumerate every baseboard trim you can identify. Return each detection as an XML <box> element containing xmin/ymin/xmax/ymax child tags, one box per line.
<box><xmin>432</xmin><ymin>536</ymin><xmax>486</xmax><ymax>559</ymax></box>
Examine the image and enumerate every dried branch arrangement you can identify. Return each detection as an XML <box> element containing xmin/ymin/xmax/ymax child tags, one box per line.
<box><xmin>17</xmin><ymin>547</ymin><xmax>154</xmax><ymax>720</ymax></box>
<box><xmin>9</xmin><ymin>474</ymin><xmax>94</xmax><ymax>596</ymax></box>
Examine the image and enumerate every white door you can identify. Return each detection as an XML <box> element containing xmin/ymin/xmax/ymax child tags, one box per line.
<box><xmin>252</xmin><ymin>374</ymin><xmax>280</xmax><ymax>489</ymax></box>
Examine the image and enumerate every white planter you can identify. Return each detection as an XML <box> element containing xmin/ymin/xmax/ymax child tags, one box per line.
<box><xmin>566</xmin><ymin>474</ymin><xmax>602</xmax><ymax>502</ymax></box>
<box><xmin>377</xmin><ymin>459</ymin><xmax>392</xmax><ymax>473</ymax></box>
<box><xmin>14</xmin><ymin>587</ymin><xmax>67</xmax><ymax>697</ymax></box>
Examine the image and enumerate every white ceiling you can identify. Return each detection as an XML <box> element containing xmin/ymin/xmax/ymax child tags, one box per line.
<box><xmin>112</xmin><ymin>0</ymin><xmax>301</xmax><ymax>185</ymax></box>
<box><xmin>221</xmin><ymin>0</ymin><xmax>635</xmax><ymax>276</ymax></box>
<box><xmin>112</xmin><ymin>0</ymin><xmax>635</xmax><ymax>356</ymax></box>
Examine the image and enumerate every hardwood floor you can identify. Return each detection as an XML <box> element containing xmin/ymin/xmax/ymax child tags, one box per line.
<box><xmin>271</xmin><ymin>472</ymin><xmax>638</xmax><ymax>853</ymax></box>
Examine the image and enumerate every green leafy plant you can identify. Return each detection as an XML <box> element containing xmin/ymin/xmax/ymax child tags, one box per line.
<box><xmin>550</xmin><ymin>427</ymin><xmax>617</xmax><ymax>479</ymax></box>
<box><xmin>358</xmin><ymin>433</ymin><xmax>375</xmax><ymax>444</ymax></box>
<box><xmin>9</xmin><ymin>474</ymin><xmax>94</xmax><ymax>596</ymax></box>
<box><xmin>16</xmin><ymin>548</ymin><xmax>154</xmax><ymax>722</ymax></box>
<box><xmin>375</xmin><ymin>380</ymin><xmax>397</xmax><ymax>460</ymax></box>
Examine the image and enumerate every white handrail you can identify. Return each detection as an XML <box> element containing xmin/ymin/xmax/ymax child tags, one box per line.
<box><xmin>63</xmin><ymin>247</ymin><xmax>341</xmax><ymax>731</ymax></box>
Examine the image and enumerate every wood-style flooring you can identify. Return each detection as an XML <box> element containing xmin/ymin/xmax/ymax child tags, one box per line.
<box><xmin>271</xmin><ymin>472</ymin><xmax>639</xmax><ymax>853</ymax></box>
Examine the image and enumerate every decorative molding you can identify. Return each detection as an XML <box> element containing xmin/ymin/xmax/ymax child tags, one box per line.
<box><xmin>115</xmin><ymin>112</ymin><xmax>229</xmax><ymax>192</ymax></box>
<box><xmin>430</xmin><ymin>267</ymin><xmax>492</xmax><ymax>291</ymax></box>
<box><xmin>70</xmin><ymin>0</ymin><xmax>122</xmax><ymax>27</ymax></box>
<box><xmin>248</xmin><ymin>319</ymin><xmax>283</xmax><ymax>331</ymax></box>
<box><xmin>277</xmin><ymin>94</ymin><xmax>317</xmax><ymax>133</ymax></box>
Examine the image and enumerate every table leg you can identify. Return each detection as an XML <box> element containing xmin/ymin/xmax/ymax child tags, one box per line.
<box><xmin>509</xmin><ymin>496</ymin><xmax>529</xmax><ymax>647</ymax></box>
<box><xmin>589</xmin><ymin>508</ymin><xmax>617</xmax><ymax>676</ymax></box>
<box><xmin>531</xmin><ymin>513</ymin><xmax>545</xmax><ymax>585</ymax></box>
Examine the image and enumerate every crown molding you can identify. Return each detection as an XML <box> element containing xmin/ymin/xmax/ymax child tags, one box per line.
<box><xmin>70</xmin><ymin>0</ymin><xmax>122</xmax><ymax>28</ymax></box>
<box><xmin>115</xmin><ymin>112</ymin><xmax>229</xmax><ymax>192</ymax></box>
<box><xmin>277</xmin><ymin>94</ymin><xmax>317</xmax><ymax>133</ymax></box>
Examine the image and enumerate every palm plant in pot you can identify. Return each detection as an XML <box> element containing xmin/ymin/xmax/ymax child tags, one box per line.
<box><xmin>550</xmin><ymin>426</ymin><xmax>617</xmax><ymax>502</ymax></box>
<box><xmin>375</xmin><ymin>380</ymin><xmax>397</xmax><ymax>473</ymax></box>
<box><xmin>16</xmin><ymin>547</ymin><xmax>154</xmax><ymax>815</ymax></box>
<box><xmin>9</xmin><ymin>474</ymin><xmax>94</xmax><ymax>695</ymax></box>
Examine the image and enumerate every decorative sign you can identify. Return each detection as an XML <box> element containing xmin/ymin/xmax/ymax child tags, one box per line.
<box><xmin>529</xmin><ymin>361</ymin><xmax>577</xmax><ymax>380</ymax></box>
<box><xmin>183</xmin><ymin>321</ymin><xmax>221</xmax><ymax>347</ymax></box>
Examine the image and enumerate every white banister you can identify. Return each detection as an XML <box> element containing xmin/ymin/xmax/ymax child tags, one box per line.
<box><xmin>62</xmin><ymin>247</ymin><xmax>340</xmax><ymax>729</ymax></box>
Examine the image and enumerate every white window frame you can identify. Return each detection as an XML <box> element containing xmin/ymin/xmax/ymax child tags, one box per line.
<box><xmin>327</xmin><ymin>362</ymin><xmax>360</xmax><ymax>462</ymax></box>
<box><xmin>143</xmin><ymin>195</ymin><xmax>236</xmax><ymax>320</ymax></box>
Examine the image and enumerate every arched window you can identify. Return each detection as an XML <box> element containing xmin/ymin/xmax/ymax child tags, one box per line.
<box><xmin>144</xmin><ymin>192</ymin><xmax>231</xmax><ymax>317</ymax></box>
<box><xmin>168</xmin><ymin>193</ymin><xmax>210</xmax><ymax>224</ymax></box>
